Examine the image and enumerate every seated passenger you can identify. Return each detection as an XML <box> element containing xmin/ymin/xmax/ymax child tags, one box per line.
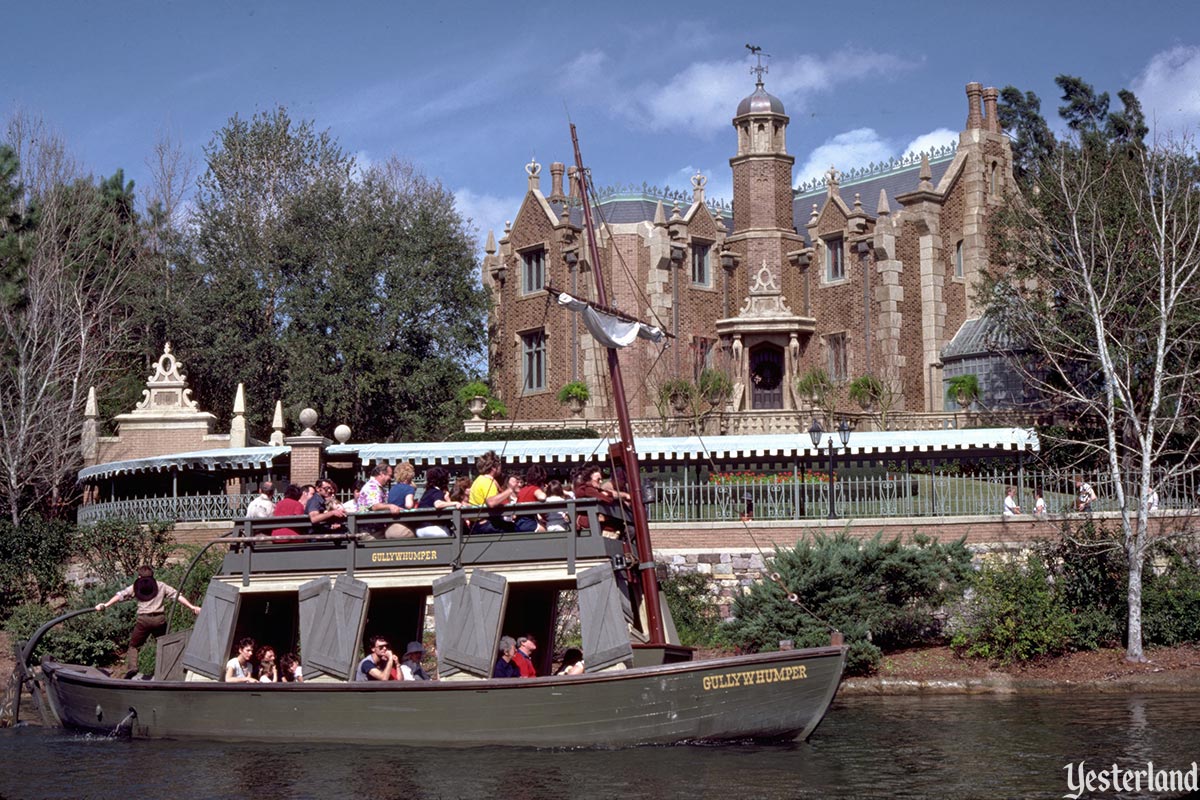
<box><xmin>387</xmin><ymin>462</ymin><xmax>418</xmax><ymax>509</ymax></box>
<box><xmin>512</xmin><ymin>634</ymin><xmax>538</xmax><ymax>678</ymax></box>
<box><xmin>279</xmin><ymin>652</ymin><xmax>303</xmax><ymax>682</ymax></box>
<box><xmin>271</xmin><ymin>484</ymin><xmax>307</xmax><ymax>540</ymax></box>
<box><xmin>573</xmin><ymin>464</ymin><xmax>627</xmax><ymax>537</ymax></box>
<box><xmin>415</xmin><ymin>467</ymin><xmax>459</xmax><ymax>538</ymax></box>
<box><xmin>557</xmin><ymin>647</ymin><xmax>585</xmax><ymax>676</ymax></box>
<box><xmin>469</xmin><ymin>451</ymin><xmax>537</xmax><ymax>533</ymax></box>
<box><xmin>306</xmin><ymin>479</ymin><xmax>347</xmax><ymax>534</ymax></box>
<box><xmin>225</xmin><ymin>637</ymin><xmax>257</xmax><ymax>683</ymax></box>
<box><xmin>493</xmin><ymin>636</ymin><xmax>520</xmax><ymax>678</ymax></box>
<box><xmin>400</xmin><ymin>641</ymin><xmax>431</xmax><ymax>681</ymax></box>
<box><xmin>256</xmin><ymin>645</ymin><xmax>278</xmax><ymax>682</ymax></box>
<box><xmin>542</xmin><ymin>479</ymin><xmax>570</xmax><ymax>531</ymax></box>
<box><xmin>354</xmin><ymin>634</ymin><xmax>398</xmax><ymax>681</ymax></box>
<box><xmin>516</xmin><ymin>466</ymin><xmax>548</xmax><ymax>532</ymax></box>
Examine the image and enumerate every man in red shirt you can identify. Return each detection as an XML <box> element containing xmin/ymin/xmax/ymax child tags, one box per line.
<box><xmin>513</xmin><ymin>634</ymin><xmax>538</xmax><ymax>677</ymax></box>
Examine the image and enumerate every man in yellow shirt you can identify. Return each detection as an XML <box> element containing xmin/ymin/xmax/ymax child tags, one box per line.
<box><xmin>469</xmin><ymin>450</ymin><xmax>536</xmax><ymax>533</ymax></box>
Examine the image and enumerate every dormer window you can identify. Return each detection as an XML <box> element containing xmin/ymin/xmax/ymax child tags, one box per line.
<box><xmin>825</xmin><ymin>235</ymin><xmax>844</xmax><ymax>282</ymax></box>
<box><xmin>521</xmin><ymin>246</ymin><xmax>546</xmax><ymax>295</ymax></box>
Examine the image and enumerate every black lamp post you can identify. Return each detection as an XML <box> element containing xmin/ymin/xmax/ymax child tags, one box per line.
<box><xmin>809</xmin><ymin>419</ymin><xmax>852</xmax><ymax>519</ymax></box>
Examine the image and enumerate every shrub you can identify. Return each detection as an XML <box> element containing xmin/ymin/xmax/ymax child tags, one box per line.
<box><xmin>727</xmin><ymin>532</ymin><xmax>973</xmax><ymax>676</ymax></box>
<box><xmin>661</xmin><ymin>571</ymin><xmax>728</xmax><ymax>648</ymax></box>
<box><xmin>1141</xmin><ymin>552</ymin><xmax>1200</xmax><ymax>646</ymax></box>
<box><xmin>76</xmin><ymin>517</ymin><xmax>176</xmax><ymax>584</ymax></box>
<box><xmin>0</xmin><ymin>515</ymin><xmax>74</xmax><ymax>618</ymax></box>
<box><xmin>1034</xmin><ymin>519</ymin><xmax>1125</xmax><ymax>649</ymax></box>
<box><xmin>950</xmin><ymin>554</ymin><xmax>1075</xmax><ymax>663</ymax></box>
<box><xmin>697</xmin><ymin>368</ymin><xmax>733</xmax><ymax>405</ymax></box>
<box><xmin>5</xmin><ymin>580</ymin><xmax>132</xmax><ymax>668</ymax></box>
<box><xmin>445</xmin><ymin>427</ymin><xmax>601</xmax><ymax>442</ymax></box>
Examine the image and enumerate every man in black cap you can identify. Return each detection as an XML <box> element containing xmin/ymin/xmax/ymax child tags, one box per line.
<box><xmin>96</xmin><ymin>565</ymin><xmax>201</xmax><ymax>678</ymax></box>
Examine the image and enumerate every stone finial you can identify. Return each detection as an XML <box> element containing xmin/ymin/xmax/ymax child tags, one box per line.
<box><xmin>877</xmin><ymin>189</ymin><xmax>891</xmax><ymax>216</ymax></box>
<box><xmin>653</xmin><ymin>199</ymin><xmax>667</xmax><ymax>227</ymax></box>
<box><xmin>716</xmin><ymin>216</ymin><xmax>727</xmax><ymax>234</ymax></box>
<box><xmin>691</xmin><ymin>171</ymin><xmax>707</xmax><ymax>203</ymax></box>
<box><xmin>919</xmin><ymin>154</ymin><xmax>933</xmax><ymax>191</ymax></box>
<box><xmin>982</xmin><ymin>86</ymin><xmax>1000</xmax><ymax>133</ymax></box>
<box><xmin>670</xmin><ymin>200</ymin><xmax>683</xmax><ymax>221</ymax></box>
<box><xmin>825</xmin><ymin>165</ymin><xmax>840</xmax><ymax>188</ymax></box>
<box><xmin>299</xmin><ymin>407</ymin><xmax>319</xmax><ymax>437</ymax></box>
<box><xmin>965</xmin><ymin>82</ymin><xmax>984</xmax><ymax>130</ymax></box>
<box><xmin>503</xmin><ymin>220</ymin><xmax>512</xmax><ymax>237</ymax></box>
<box><xmin>809</xmin><ymin>203</ymin><xmax>819</xmax><ymax>224</ymax></box>
<box><xmin>334</xmin><ymin>424</ymin><xmax>351</xmax><ymax>444</ymax></box>
<box><xmin>230</xmin><ymin>383</ymin><xmax>247</xmax><ymax>448</ymax></box>
<box><xmin>85</xmin><ymin>386</ymin><xmax>98</xmax><ymax>418</ymax></box>
<box><xmin>549</xmin><ymin>161</ymin><xmax>565</xmax><ymax>200</ymax></box>
<box><xmin>853</xmin><ymin>193</ymin><xmax>863</xmax><ymax>213</ymax></box>
<box><xmin>269</xmin><ymin>400</ymin><xmax>285</xmax><ymax>446</ymax></box>
<box><xmin>525</xmin><ymin>157</ymin><xmax>541</xmax><ymax>192</ymax></box>
<box><xmin>485</xmin><ymin>229</ymin><xmax>496</xmax><ymax>255</ymax></box>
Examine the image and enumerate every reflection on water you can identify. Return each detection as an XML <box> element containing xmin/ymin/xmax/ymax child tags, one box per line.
<box><xmin>1</xmin><ymin>693</ymin><xmax>1198</xmax><ymax>799</ymax></box>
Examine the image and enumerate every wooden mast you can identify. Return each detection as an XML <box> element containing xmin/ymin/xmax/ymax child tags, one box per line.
<box><xmin>569</xmin><ymin>124</ymin><xmax>665</xmax><ymax>645</ymax></box>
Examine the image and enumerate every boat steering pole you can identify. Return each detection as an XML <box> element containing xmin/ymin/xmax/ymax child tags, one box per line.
<box><xmin>570</xmin><ymin>123</ymin><xmax>665</xmax><ymax>645</ymax></box>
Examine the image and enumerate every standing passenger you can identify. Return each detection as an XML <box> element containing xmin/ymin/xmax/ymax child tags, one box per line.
<box><xmin>95</xmin><ymin>565</ymin><xmax>202</xmax><ymax>679</ymax></box>
<box><xmin>245</xmin><ymin>481</ymin><xmax>276</xmax><ymax>518</ymax></box>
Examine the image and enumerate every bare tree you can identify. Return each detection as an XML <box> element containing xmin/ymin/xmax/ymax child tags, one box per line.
<box><xmin>0</xmin><ymin>116</ymin><xmax>138</xmax><ymax>523</ymax></box>
<box><xmin>986</xmin><ymin>135</ymin><xmax>1200</xmax><ymax>661</ymax></box>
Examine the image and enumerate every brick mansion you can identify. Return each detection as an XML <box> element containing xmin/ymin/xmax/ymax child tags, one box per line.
<box><xmin>482</xmin><ymin>77</ymin><xmax>1020</xmax><ymax>427</ymax></box>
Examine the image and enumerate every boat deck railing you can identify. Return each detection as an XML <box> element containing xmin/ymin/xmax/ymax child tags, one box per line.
<box><xmin>218</xmin><ymin>498</ymin><xmax>622</xmax><ymax>582</ymax></box>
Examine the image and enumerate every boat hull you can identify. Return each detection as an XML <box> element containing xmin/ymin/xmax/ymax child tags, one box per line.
<box><xmin>40</xmin><ymin>647</ymin><xmax>845</xmax><ymax>747</ymax></box>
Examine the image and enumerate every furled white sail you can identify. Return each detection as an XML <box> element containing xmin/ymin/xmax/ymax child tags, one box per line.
<box><xmin>557</xmin><ymin>293</ymin><xmax>665</xmax><ymax>348</ymax></box>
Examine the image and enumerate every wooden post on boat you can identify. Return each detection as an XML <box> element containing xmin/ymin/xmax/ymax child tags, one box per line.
<box><xmin>570</xmin><ymin>124</ymin><xmax>666</xmax><ymax>646</ymax></box>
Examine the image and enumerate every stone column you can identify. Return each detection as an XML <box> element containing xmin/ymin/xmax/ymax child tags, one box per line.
<box><xmin>286</xmin><ymin>408</ymin><xmax>329</xmax><ymax>486</ymax></box>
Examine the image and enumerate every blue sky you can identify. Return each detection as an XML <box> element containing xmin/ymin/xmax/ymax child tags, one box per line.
<box><xmin>5</xmin><ymin>0</ymin><xmax>1200</xmax><ymax>249</ymax></box>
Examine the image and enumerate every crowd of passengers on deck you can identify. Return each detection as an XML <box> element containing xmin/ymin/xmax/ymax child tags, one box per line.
<box><xmin>244</xmin><ymin>450</ymin><xmax>633</xmax><ymax>540</ymax></box>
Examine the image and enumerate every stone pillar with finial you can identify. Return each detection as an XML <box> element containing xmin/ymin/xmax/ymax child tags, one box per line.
<box><xmin>230</xmin><ymin>383</ymin><xmax>247</xmax><ymax>449</ymax></box>
<box><xmin>269</xmin><ymin>400</ymin><xmax>285</xmax><ymax>446</ymax></box>
<box><xmin>82</xmin><ymin>386</ymin><xmax>99</xmax><ymax>465</ymax></box>
<box><xmin>285</xmin><ymin>407</ymin><xmax>329</xmax><ymax>487</ymax></box>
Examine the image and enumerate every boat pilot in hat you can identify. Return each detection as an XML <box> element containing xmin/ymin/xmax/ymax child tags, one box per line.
<box><xmin>96</xmin><ymin>565</ymin><xmax>201</xmax><ymax>679</ymax></box>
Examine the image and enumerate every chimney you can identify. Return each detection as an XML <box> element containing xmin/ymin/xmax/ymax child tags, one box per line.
<box><xmin>965</xmin><ymin>82</ymin><xmax>983</xmax><ymax>130</ymax></box>
<box><xmin>549</xmin><ymin>162</ymin><xmax>565</xmax><ymax>201</ymax></box>
<box><xmin>982</xmin><ymin>87</ymin><xmax>1000</xmax><ymax>133</ymax></box>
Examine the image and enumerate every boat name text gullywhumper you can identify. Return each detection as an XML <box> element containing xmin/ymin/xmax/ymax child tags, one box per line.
<box><xmin>702</xmin><ymin>664</ymin><xmax>808</xmax><ymax>691</ymax></box>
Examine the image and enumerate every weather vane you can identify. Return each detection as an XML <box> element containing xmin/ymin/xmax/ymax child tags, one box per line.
<box><xmin>746</xmin><ymin>44</ymin><xmax>769</xmax><ymax>84</ymax></box>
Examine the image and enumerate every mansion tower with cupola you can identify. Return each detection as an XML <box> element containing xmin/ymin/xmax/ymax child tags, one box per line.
<box><xmin>482</xmin><ymin>76</ymin><xmax>1015</xmax><ymax>427</ymax></box>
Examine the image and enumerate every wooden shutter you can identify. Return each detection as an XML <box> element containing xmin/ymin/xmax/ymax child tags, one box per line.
<box><xmin>442</xmin><ymin>569</ymin><xmax>507</xmax><ymax>677</ymax></box>
<box><xmin>181</xmin><ymin>580</ymin><xmax>240</xmax><ymax>680</ymax></box>
<box><xmin>432</xmin><ymin>571</ymin><xmax>467</xmax><ymax>678</ymax></box>
<box><xmin>577</xmin><ymin>564</ymin><xmax>634</xmax><ymax>671</ymax></box>
<box><xmin>153</xmin><ymin>629</ymin><xmax>191</xmax><ymax>682</ymax></box>
<box><xmin>305</xmin><ymin>573</ymin><xmax>369</xmax><ymax>681</ymax></box>
<box><xmin>297</xmin><ymin>576</ymin><xmax>332</xmax><ymax>681</ymax></box>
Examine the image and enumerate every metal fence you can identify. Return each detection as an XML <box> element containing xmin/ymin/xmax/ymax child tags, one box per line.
<box><xmin>75</xmin><ymin>470</ymin><xmax>1200</xmax><ymax>525</ymax></box>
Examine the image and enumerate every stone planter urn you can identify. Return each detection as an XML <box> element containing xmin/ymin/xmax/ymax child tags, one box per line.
<box><xmin>467</xmin><ymin>395</ymin><xmax>487</xmax><ymax>421</ymax></box>
<box><xmin>566</xmin><ymin>396</ymin><xmax>585</xmax><ymax>417</ymax></box>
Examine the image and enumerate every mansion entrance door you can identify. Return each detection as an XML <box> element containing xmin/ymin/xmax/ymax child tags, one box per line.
<box><xmin>749</xmin><ymin>344</ymin><xmax>784</xmax><ymax>410</ymax></box>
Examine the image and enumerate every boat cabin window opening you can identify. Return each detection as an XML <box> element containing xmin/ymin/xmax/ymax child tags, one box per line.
<box><xmin>230</xmin><ymin>592</ymin><xmax>300</xmax><ymax>669</ymax></box>
<box><xmin>501</xmin><ymin>581</ymin><xmax>566</xmax><ymax>677</ymax></box>
<box><xmin>521</xmin><ymin>329</ymin><xmax>547</xmax><ymax>393</ymax></box>
<box><xmin>521</xmin><ymin>246</ymin><xmax>546</xmax><ymax>295</ymax></box>
<box><xmin>691</xmin><ymin>241</ymin><xmax>712</xmax><ymax>287</ymax></box>
<box><xmin>361</xmin><ymin>588</ymin><xmax>430</xmax><ymax>661</ymax></box>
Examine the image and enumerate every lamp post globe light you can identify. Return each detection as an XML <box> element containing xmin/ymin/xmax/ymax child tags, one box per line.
<box><xmin>809</xmin><ymin>419</ymin><xmax>851</xmax><ymax>519</ymax></box>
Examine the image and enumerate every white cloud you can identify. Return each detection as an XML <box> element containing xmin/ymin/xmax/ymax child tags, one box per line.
<box><xmin>795</xmin><ymin>128</ymin><xmax>892</xmax><ymax>186</ymax></box>
<box><xmin>900</xmin><ymin>128</ymin><xmax>958</xmax><ymax>159</ymax></box>
<box><xmin>350</xmin><ymin>150</ymin><xmax>374</xmax><ymax>181</ymax></box>
<box><xmin>1131</xmin><ymin>45</ymin><xmax>1200</xmax><ymax>135</ymax></box>
<box><xmin>621</xmin><ymin>51</ymin><xmax>910</xmax><ymax>136</ymax></box>
<box><xmin>453</xmin><ymin>187</ymin><xmax>522</xmax><ymax>256</ymax></box>
<box><xmin>794</xmin><ymin>127</ymin><xmax>959</xmax><ymax>188</ymax></box>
